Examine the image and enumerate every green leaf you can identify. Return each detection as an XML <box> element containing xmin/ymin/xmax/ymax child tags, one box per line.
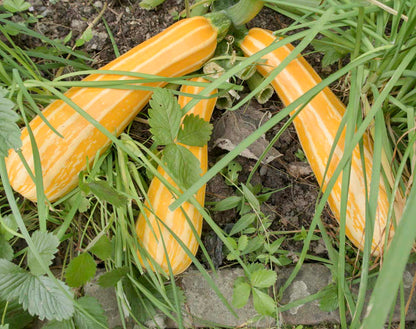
<box><xmin>42</xmin><ymin>320</ymin><xmax>73</xmax><ymax>329</ymax></box>
<box><xmin>252</xmin><ymin>288</ymin><xmax>275</xmax><ymax>316</ymax></box>
<box><xmin>75</xmin><ymin>27</ymin><xmax>93</xmax><ymax>47</ymax></box>
<box><xmin>229</xmin><ymin>213</ymin><xmax>256</xmax><ymax>236</ymax></box>
<box><xmin>0</xmin><ymin>259</ymin><xmax>28</xmax><ymax>301</ymax></box>
<box><xmin>65</xmin><ymin>253</ymin><xmax>96</xmax><ymax>288</ymax></box>
<box><xmin>237</xmin><ymin>235</ymin><xmax>248</xmax><ymax>251</ymax></box>
<box><xmin>87</xmin><ymin>180</ymin><xmax>127</xmax><ymax>207</ymax></box>
<box><xmin>148</xmin><ymin>89</ymin><xmax>182</xmax><ymax>145</ymax></box>
<box><xmin>264</xmin><ymin>237</ymin><xmax>285</xmax><ymax>254</ymax></box>
<box><xmin>163</xmin><ymin>143</ymin><xmax>201</xmax><ymax>189</ymax></box>
<box><xmin>3</xmin><ymin>0</ymin><xmax>31</xmax><ymax>13</ymax></box>
<box><xmin>18</xmin><ymin>275</ymin><xmax>74</xmax><ymax>321</ymax></box>
<box><xmin>97</xmin><ymin>267</ymin><xmax>129</xmax><ymax>288</ymax></box>
<box><xmin>241</xmin><ymin>183</ymin><xmax>260</xmax><ymax>211</ymax></box>
<box><xmin>90</xmin><ymin>235</ymin><xmax>112</xmax><ymax>260</ymax></box>
<box><xmin>0</xmin><ymin>89</ymin><xmax>21</xmax><ymax>157</ymax></box>
<box><xmin>311</xmin><ymin>37</ymin><xmax>349</xmax><ymax>67</ymax></box>
<box><xmin>0</xmin><ymin>324</ymin><xmax>9</xmax><ymax>329</ymax></box>
<box><xmin>0</xmin><ymin>299</ymin><xmax>33</xmax><ymax>329</ymax></box>
<box><xmin>73</xmin><ymin>296</ymin><xmax>108</xmax><ymax>329</ymax></box>
<box><xmin>0</xmin><ymin>236</ymin><xmax>13</xmax><ymax>261</ymax></box>
<box><xmin>241</xmin><ymin>236</ymin><xmax>264</xmax><ymax>255</ymax></box>
<box><xmin>318</xmin><ymin>284</ymin><xmax>339</xmax><ymax>312</ymax></box>
<box><xmin>224</xmin><ymin>160</ymin><xmax>242</xmax><ymax>185</ymax></box>
<box><xmin>232</xmin><ymin>277</ymin><xmax>251</xmax><ymax>308</ymax></box>
<box><xmin>177</xmin><ymin>114</ymin><xmax>213</xmax><ymax>147</ymax></box>
<box><xmin>250</xmin><ymin>269</ymin><xmax>277</xmax><ymax>288</ymax></box>
<box><xmin>0</xmin><ymin>215</ymin><xmax>18</xmax><ymax>241</ymax></box>
<box><xmin>212</xmin><ymin>195</ymin><xmax>242</xmax><ymax>211</ymax></box>
<box><xmin>27</xmin><ymin>231</ymin><xmax>59</xmax><ymax>276</ymax></box>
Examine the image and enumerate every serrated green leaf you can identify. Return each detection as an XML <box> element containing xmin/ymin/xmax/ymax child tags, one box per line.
<box><xmin>90</xmin><ymin>235</ymin><xmax>112</xmax><ymax>260</ymax></box>
<box><xmin>237</xmin><ymin>235</ymin><xmax>248</xmax><ymax>251</ymax></box>
<box><xmin>229</xmin><ymin>213</ymin><xmax>256</xmax><ymax>236</ymax></box>
<box><xmin>0</xmin><ymin>91</ymin><xmax>21</xmax><ymax>157</ymax></box>
<box><xmin>0</xmin><ymin>259</ymin><xmax>29</xmax><ymax>301</ymax></box>
<box><xmin>163</xmin><ymin>143</ymin><xmax>201</xmax><ymax>189</ymax></box>
<box><xmin>0</xmin><ymin>215</ymin><xmax>18</xmax><ymax>241</ymax></box>
<box><xmin>28</xmin><ymin>231</ymin><xmax>59</xmax><ymax>276</ymax></box>
<box><xmin>264</xmin><ymin>237</ymin><xmax>285</xmax><ymax>254</ymax></box>
<box><xmin>3</xmin><ymin>0</ymin><xmax>31</xmax><ymax>13</ymax></box>
<box><xmin>123</xmin><ymin>278</ymin><xmax>156</xmax><ymax>322</ymax></box>
<box><xmin>212</xmin><ymin>195</ymin><xmax>242</xmax><ymax>211</ymax></box>
<box><xmin>65</xmin><ymin>253</ymin><xmax>96</xmax><ymax>288</ymax></box>
<box><xmin>252</xmin><ymin>288</ymin><xmax>275</xmax><ymax>316</ymax></box>
<box><xmin>232</xmin><ymin>280</ymin><xmax>251</xmax><ymax>309</ymax></box>
<box><xmin>18</xmin><ymin>275</ymin><xmax>74</xmax><ymax>321</ymax></box>
<box><xmin>0</xmin><ymin>236</ymin><xmax>13</xmax><ymax>261</ymax></box>
<box><xmin>73</xmin><ymin>296</ymin><xmax>108</xmax><ymax>329</ymax></box>
<box><xmin>88</xmin><ymin>180</ymin><xmax>127</xmax><ymax>207</ymax></box>
<box><xmin>177</xmin><ymin>114</ymin><xmax>213</xmax><ymax>147</ymax></box>
<box><xmin>250</xmin><ymin>269</ymin><xmax>277</xmax><ymax>288</ymax></box>
<box><xmin>318</xmin><ymin>284</ymin><xmax>339</xmax><ymax>312</ymax></box>
<box><xmin>148</xmin><ymin>89</ymin><xmax>182</xmax><ymax>145</ymax></box>
<box><xmin>97</xmin><ymin>267</ymin><xmax>129</xmax><ymax>288</ymax></box>
<box><xmin>41</xmin><ymin>319</ymin><xmax>73</xmax><ymax>329</ymax></box>
<box><xmin>241</xmin><ymin>236</ymin><xmax>264</xmax><ymax>255</ymax></box>
<box><xmin>0</xmin><ymin>299</ymin><xmax>34</xmax><ymax>329</ymax></box>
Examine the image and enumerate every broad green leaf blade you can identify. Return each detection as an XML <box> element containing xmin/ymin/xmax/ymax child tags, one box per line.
<box><xmin>3</xmin><ymin>0</ymin><xmax>31</xmax><ymax>13</ymax></box>
<box><xmin>0</xmin><ymin>324</ymin><xmax>9</xmax><ymax>329</ymax></box>
<box><xmin>97</xmin><ymin>266</ymin><xmax>129</xmax><ymax>288</ymax></box>
<box><xmin>0</xmin><ymin>236</ymin><xmax>13</xmax><ymax>261</ymax></box>
<box><xmin>27</xmin><ymin>231</ymin><xmax>59</xmax><ymax>276</ymax></box>
<box><xmin>163</xmin><ymin>143</ymin><xmax>201</xmax><ymax>189</ymax></box>
<box><xmin>177</xmin><ymin>114</ymin><xmax>213</xmax><ymax>147</ymax></box>
<box><xmin>18</xmin><ymin>275</ymin><xmax>74</xmax><ymax>321</ymax></box>
<box><xmin>319</xmin><ymin>284</ymin><xmax>338</xmax><ymax>312</ymax></box>
<box><xmin>232</xmin><ymin>279</ymin><xmax>251</xmax><ymax>309</ymax></box>
<box><xmin>73</xmin><ymin>296</ymin><xmax>108</xmax><ymax>329</ymax></box>
<box><xmin>0</xmin><ymin>90</ymin><xmax>21</xmax><ymax>157</ymax></box>
<box><xmin>212</xmin><ymin>196</ymin><xmax>242</xmax><ymax>211</ymax></box>
<box><xmin>65</xmin><ymin>253</ymin><xmax>96</xmax><ymax>288</ymax></box>
<box><xmin>241</xmin><ymin>184</ymin><xmax>260</xmax><ymax>212</ymax></box>
<box><xmin>90</xmin><ymin>235</ymin><xmax>112</xmax><ymax>261</ymax></box>
<box><xmin>148</xmin><ymin>88</ymin><xmax>182</xmax><ymax>145</ymax></box>
<box><xmin>0</xmin><ymin>214</ymin><xmax>18</xmax><ymax>241</ymax></box>
<box><xmin>229</xmin><ymin>213</ymin><xmax>256</xmax><ymax>236</ymax></box>
<box><xmin>250</xmin><ymin>269</ymin><xmax>277</xmax><ymax>289</ymax></box>
<box><xmin>87</xmin><ymin>180</ymin><xmax>127</xmax><ymax>207</ymax></box>
<box><xmin>252</xmin><ymin>288</ymin><xmax>275</xmax><ymax>316</ymax></box>
<box><xmin>0</xmin><ymin>259</ymin><xmax>28</xmax><ymax>301</ymax></box>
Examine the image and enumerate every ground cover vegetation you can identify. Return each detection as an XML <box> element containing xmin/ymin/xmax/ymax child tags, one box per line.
<box><xmin>0</xmin><ymin>0</ymin><xmax>415</xmax><ymax>328</ymax></box>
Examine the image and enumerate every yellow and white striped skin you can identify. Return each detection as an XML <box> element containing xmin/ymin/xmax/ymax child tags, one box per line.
<box><xmin>240</xmin><ymin>28</ymin><xmax>396</xmax><ymax>254</ymax></box>
<box><xmin>136</xmin><ymin>78</ymin><xmax>217</xmax><ymax>275</ymax></box>
<box><xmin>6</xmin><ymin>16</ymin><xmax>218</xmax><ymax>202</ymax></box>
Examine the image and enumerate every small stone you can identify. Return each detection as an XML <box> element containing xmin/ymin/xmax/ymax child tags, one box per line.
<box><xmin>287</xmin><ymin>161</ymin><xmax>313</xmax><ymax>178</ymax></box>
<box><xmin>93</xmin><ymin>0</ymin><xmax>103</xmax><ymax>8</ymax></box>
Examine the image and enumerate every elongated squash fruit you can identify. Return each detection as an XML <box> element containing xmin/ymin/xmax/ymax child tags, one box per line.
<box><xmin>136</xmin><ymin>78</ymin><xmax>217</xmax><ymax>275</ymax></box>
<box><xmin>239</xmin><ymin>28</ymin><xmax>400</xmax><ymax>253</ymax></box>
<box><xmin>6</xmin><ymin>14</ymin><xmax>230</xmax><ymax>202</ymax></box>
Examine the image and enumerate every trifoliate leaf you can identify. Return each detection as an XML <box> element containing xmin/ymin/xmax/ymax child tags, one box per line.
<box><xmin>0</xmin><ymin>236</ymin><xmax>13</xmax><ymax>261</ymax></box>
<box><xmin>177</xmin><ymin>114</ymin><xmax>213</xmax><ymax>147</ymax></box>
<box><xmin>250</xmin><ymin>269</ymin><xmax>277</xmax><ymax>289</ymax></box>
<box><xmin>27</xmin><ymin>231</ymin><xmax>59</xmax><ymax>276</ymax></box>
<box><xmin>97</xmin><ymin>266</ymin><xmax>129</xmax><ymax>288</ymax></box>
<box><xmin>0</xmin><ymin>89</ymin><xmax>21</xmax><ymax>157</ymax></box>
<box><xmin>18</xmin><ymin>275</ymin><xmax>74</xmax><ymax>321</ymax></box>
<box><xmin>87</xmin><ymin>180</ymin><xmax>127</xmax><ymax>207</ymax></box>
<box><xmin>90</xmin><ymin>235</ymin><xmax>112</xmax><ymax>260</ymax></box>
<box><xmin>163</xmin><ymin>143</ymin><xmax>201</xmax><ymax>189</ymax></box>
<box><xmin>252</xmin><ymin>288</ymin><xmax>275</xmax><ymax>316</ymax></box>
<box><xmin>148</xmin><ymin>89</ymin><xmax>182</xmax><ymax>145</ymax></box>
<box><xmin>65</xmin><ymin>253</ymin><xmax>96</xmax><ymax>288</ymax></box>
<box><xmin>73</xmin><ymin>296</ymin><xmax>108</xmax><ymax>329</ymax></box>
<box><xmin>232</xmin><ymin>278</ymin><xmax>251</xmax><ymax>309</ymax></box>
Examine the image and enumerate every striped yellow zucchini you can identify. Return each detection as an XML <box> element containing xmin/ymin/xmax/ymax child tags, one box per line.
<box><xmin>136</xmin><ymin>77</ymin><xmax>217</xmax><ymax>275</ymax></box>
<box><xmin>239</xmin><ymin>28</ymin><xmax>398</xmax><ymax>253</ymax></box>
<box><xmin>6</xmin><ymin>15</ymin><xmax>228</xmax><ymax>202</ymax></box>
